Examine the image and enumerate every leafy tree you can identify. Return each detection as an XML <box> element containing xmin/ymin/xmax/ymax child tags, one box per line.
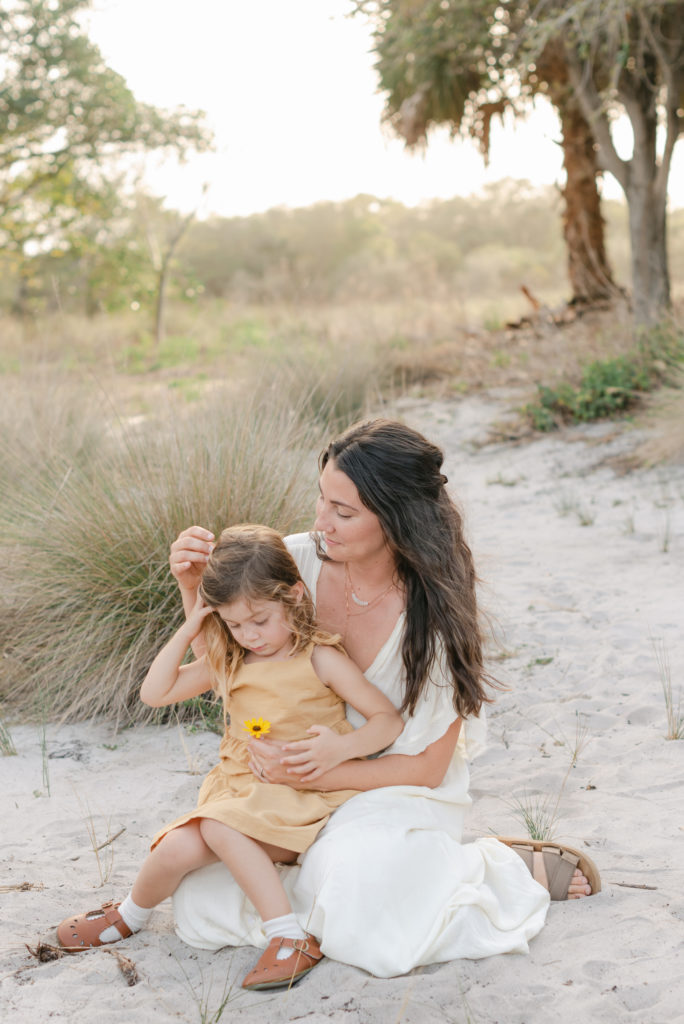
<box><xmin>521</xmin><ymin>1</ymin><xmax>684</xmax><ymax>325</ymax></box>
<box><xmin>0</xmin><ymin>0</ymin><xmax>211</xmax><ymax>274</ymax></box>
<box><xmin>353</xmin><ymin>0</ymin><xmax>618</xmax><ymax>305</ymax></box>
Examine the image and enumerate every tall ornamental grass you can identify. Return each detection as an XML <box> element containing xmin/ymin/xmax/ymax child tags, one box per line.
<box><xmin>0</xmin><ymin>380</ymin><xmax>327</xmax><ymax>726</ymax></box>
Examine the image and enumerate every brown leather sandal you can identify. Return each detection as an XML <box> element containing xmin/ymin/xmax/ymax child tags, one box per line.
<box><xmin>241</xmin><ymin>934</ymin><xmax>323</xmax><ymax>991</ymax></box>
<box><xmin>57</xmin><ymin>900</ymin><xmax>132</xmax><ymax>950</ymax></box>
<box><xmin>497</xmin><ymin>837</ymin><xmax>601</xmax><ymax>899</ymax></box>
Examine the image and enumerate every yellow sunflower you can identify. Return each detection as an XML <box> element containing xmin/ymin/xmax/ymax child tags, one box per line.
<box><xmin>242</xmin><ymin>717</ymin><xmax>271</xmax><ymax>739</ymax></box>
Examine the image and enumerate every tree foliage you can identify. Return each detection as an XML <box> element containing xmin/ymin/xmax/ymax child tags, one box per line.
<box><xmin>353</xmin><ymin>0</ymin><xmax>617</xmax><ymax>304</ymax></box>
<box><xmin>0</xmin><ymin>0</ymin><xmax>212</xmax><ymax>251</ymax></box>
<box><xmin>354</xmin><ymin>0</ymin><xmax>513</xmax><ymax>151</ymax></box>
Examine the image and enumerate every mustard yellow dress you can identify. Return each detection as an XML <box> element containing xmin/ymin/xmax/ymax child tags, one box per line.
<box><xmin>152</xmin><ymin>646</ymin><xmax>358</xmax><ymax>854</ymax></box>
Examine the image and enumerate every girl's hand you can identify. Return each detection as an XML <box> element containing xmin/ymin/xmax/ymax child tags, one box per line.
<box><xmin>170</xmin><ymin>526</ymin><xmax>215</xmax><ymax>592</ymax></box>
<box><xmin>183</xmin><ymin>593</ymin><xmax>215</xmax><ymax>642</ymax></box>
<box><xmin>280</xmin><ymin>726</ymin><xmax>347</xmax><ymax>782</ymax></box>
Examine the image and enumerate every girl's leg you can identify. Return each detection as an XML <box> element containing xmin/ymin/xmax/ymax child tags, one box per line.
<box><xmin>131</xmin><ymin>819</ymin><xmax>218</xmax><ymax>908</ymax></box>
<box><xmin>58</xmin><ymin>821</ymin><xmax>218</xmax><ymax>949</ymax></box>
<box><xmin>198</xmin><ymin>820</ymin><xmax>323</xmax><ymax>989</ymax></box>
<box><xmin>198</xmin><ymin>818</ymin><xmax>295</xmax><ymax>921</ymax></box>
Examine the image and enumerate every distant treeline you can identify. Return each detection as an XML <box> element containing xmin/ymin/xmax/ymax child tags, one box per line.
<box><xmin>3</xmin><ymin>180</ymin><xmax>683</xmax><ymax>316</ymax></box>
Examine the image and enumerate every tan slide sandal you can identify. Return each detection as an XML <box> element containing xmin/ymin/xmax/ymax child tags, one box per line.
<box><xmin>497</xmin><ymin>837</ymin><xmax>601</xmax><ymax>899</ymax></box>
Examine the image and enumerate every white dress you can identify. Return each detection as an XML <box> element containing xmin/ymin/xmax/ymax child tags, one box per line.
<box><xmin>172</xmin><ymin>534</ymin><xmax>549</xmax><ymax>976</ymax></box>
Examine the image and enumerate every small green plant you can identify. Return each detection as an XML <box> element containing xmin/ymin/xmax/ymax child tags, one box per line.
<box><xmin>659</xmin><ymin>510</ymin><xmax>671</xmax><ymax>553</ymax></box>
<box><xmin>553</xmin><ymin>491</ymin><xmax>595</xmax><ymax>526</ymax></box>
<box><xmin>74</xmin><ymin>792</ymin><xmax>124</xmax><ymax>886</ymax></box>
<box><xmin>506</xmin><ymin>712</ymin><xmax>589</xmax><ymax>838</ymax></box>
<box><xmin>0</xmin><ymin>717</ymin><xmax>17</xmax><ymax>756</ymax></box>
<box><xmin>653</xmin><ymin>637</ymin><xmax>683</xmax><ymax>739</ymax></box>
<box><xmin>622</xmin><ymin>513</ymin><xmax>636</xmax><ymax>535</ymax></box>
<box><xmin>40</xmin><ymin>720</ymin><xmax>50</xmax><ymax>796</ymax></box>
<box><xmin>490</xmin><ymin>347</ymin><xmax>511</xmax><ymax>368</ymax></box>
<box><xmin>176</xmin><ymin>717</ymin><xmax>204</xmax><ymax>775</ymax></box>
<box><xmin>487</xmin><ymin>472</ymin><xmax>523</xmax><ymax>487</ymax></box>
<box><xmin>576</xmin><ymin>507</ymin><xmax>595</xmax><ymax>527</ymax></box>
<box><xmin>175</xmin><ymin>955</ymin><xmax>250</xmax><ymax>1024</ymax></box>
<box><xmin>506</xmin><ymin>791</ymin><xmax>560</xmax><ymax>841</ymax></box>
<box><xmin>524</xmin><ymin>323</ymin><xmax>684</xmax><ymax>431</ymax></box>
<box><xmin>181</xmin><ymin>694</ymin><xmax>224</xmax><ymax>735</ymax></box>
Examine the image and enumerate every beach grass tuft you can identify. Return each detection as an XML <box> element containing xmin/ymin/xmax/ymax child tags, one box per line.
<box><xmin>507</xmin><ymin>712</ymin><xmax>589</xmax><ymax>839</ymax></box>
<box><xmin>653</xmin><ymin>637</ymin><xmax>684</xmax><ymax>740</ymax></box>
<box><xmin>0</xmin><ymin>716</ymin><xmax>17</xmax><ymax>755</ymax></box>
<box><xmin>0</xmin><ymin>380</ymin><xmax>327</xmax><ymax>726</ymax></box>
<box><xmin>175</xmin><ymin>954</ymin><xmax>251</xmax><ymax>1024</ymax></box>
<box><xmin>506</xmin><ymin>791</ymin><xmax>560</xmax><ymax>841</ymax></box>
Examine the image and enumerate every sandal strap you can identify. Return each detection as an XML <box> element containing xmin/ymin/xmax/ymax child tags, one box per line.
<box><xmin>507</xmin><ymin>841</ymin><xmax>580</xmax><ymax>900</ymax></box>
<box><xmin>57</xmin><ymin>900</ymin><xmax>132</xmax><ymax>949</ymax></box>
<box><xmin>241</xmin><ymin>934</ymin><xmax>323</xmax><ymax>990</ymax></box>
<box><xmin>277</xmin><ymin>935</ymin><xmax>323</xmax><ymax>965</ymax></box>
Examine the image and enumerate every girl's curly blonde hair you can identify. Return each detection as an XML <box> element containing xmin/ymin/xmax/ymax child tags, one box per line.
<box><xmin>199</xmin><ymin>524</ymin><xmax>340</xmax><ymax>693</ymax></box>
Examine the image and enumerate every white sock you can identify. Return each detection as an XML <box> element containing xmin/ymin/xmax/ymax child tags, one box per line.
<box><xmin>99</xmin><ymin>894</ymin><xmax>152</xmax><ymax>943</ymax></box>
<box><xmin>263</xmin><ymin>913</ymin><xmax>307</xmax><ymax>960</ymax></box>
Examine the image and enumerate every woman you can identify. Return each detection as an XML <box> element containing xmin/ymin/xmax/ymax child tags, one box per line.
<box><xmin>168</xmin><ymin>419</ymin><xmax>597</xmax><ymax>977</ymax></box>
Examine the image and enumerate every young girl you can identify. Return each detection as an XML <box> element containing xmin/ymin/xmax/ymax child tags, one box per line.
<box><xmin>57</xmin><ymin>524</ymin><xmax>404</xmax><ymax>990</ymax></box>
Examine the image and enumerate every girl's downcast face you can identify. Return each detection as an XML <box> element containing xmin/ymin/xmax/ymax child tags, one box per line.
<box><xmin>314</xmin><ymin>461</ymin><xmax>387</xmax><ymax>564</ymax></box>
<box><xmin>216</xmin><ymin>595</ymin><xmax>299</xmax><ymax>660</ymax></box>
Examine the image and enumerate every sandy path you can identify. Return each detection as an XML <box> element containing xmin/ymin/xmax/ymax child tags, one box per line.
<box><xmin>2</xmin><ymin>394</ymin><xmax>683</xmax><ymax>1023</ymax></box>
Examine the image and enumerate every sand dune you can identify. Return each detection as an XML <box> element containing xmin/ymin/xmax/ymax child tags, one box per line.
<box><xmin>2</xmin><ymin>394</ymin><xmax>683</xmax><ymax>1023</ymax></box>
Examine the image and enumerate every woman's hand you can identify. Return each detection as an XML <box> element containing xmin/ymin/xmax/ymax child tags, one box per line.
<box><xmin>170</xmin><ymin>526</ymin><xmax>215</xmax><ymax>593</ymax></box>
<box><xmin>248</xmin><ymin>738</ymin><xmax>311</xmax><ymax>789</ymax></box>
<box><xmin>280</xmin><ymin>726</ymin><xmax>347</xmax><ymax>782</ymax></box>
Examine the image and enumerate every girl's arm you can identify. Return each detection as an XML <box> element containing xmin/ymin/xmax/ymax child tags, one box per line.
<box><xmin>140</xmin><ymin>598</ymin><xmax>214</xmax><ymax>707</ymax></box>
<box><xmin>249</xmin><ymin>718</ymin><xmax>461</xmax><ymax>791</ymax></box>
<box><xmin>279</xmin><ymin>646</ymin><xmax>404</xmax><ymax>782</ymax></box>
<box><xmin>169</xmin><ymin>526</ymin><xmax>216</xmax><ymax>659</ymax></box>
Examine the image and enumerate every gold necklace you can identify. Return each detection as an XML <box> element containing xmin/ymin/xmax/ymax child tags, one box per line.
<box><xmin>344</xmin><ymin>562</ymin><xmax>396</xmax><ymax>618</ymax></box>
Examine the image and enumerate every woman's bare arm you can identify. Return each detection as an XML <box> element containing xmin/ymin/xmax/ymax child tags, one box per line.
<box><xmin>169</xmin><ymin>526</ymin><xmax>215</xmax><ymax>658</ymax></box>
<box><xmin>249</xmin><ymin>718</ymin><xmax>461</xmax><ymax>791</ymax></box>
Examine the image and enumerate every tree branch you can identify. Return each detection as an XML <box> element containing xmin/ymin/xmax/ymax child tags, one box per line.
<box><xmin>564</xmin><ymin>51</ymin><xmax>629</xmax><ymax>189</ymax></box>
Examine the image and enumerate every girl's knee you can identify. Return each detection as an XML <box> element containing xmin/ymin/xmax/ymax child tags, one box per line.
<box><xmin>158</xmin><ymin>821</ymin><xmax>211</xmax><ymax>867</ymax></box>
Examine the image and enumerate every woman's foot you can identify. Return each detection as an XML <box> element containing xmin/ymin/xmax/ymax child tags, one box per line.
<box><xmin>241</xmin><ymin>934</ymin><xmax>324</xmax><ymax>991</ymax></box>
<box><xmin>57</xmin><ymin>901</ymin><xmax>132</xmax><ymax>950</ymax></box>
<box><xmin>496</xmin><ymin>837</ymin><xmax>601</xmax><ymax>900</ymax></box>
<box><xmin>568</xmin><ymin>868</ymin><xmax>592</xmax><ymax>899</ymax></box>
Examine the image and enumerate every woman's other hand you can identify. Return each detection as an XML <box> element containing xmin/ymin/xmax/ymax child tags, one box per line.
<box><xmin>280</xmin><ymin>726</ymin><xmax>347</xmax><ymax>782</ymax></box>
<box><xmin>170</xmin><ymin>526</ymin><xmax>215</xmax><ymax>592</ymax></box>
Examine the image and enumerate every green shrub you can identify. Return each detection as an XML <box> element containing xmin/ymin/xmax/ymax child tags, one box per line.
<box><xmin>524</xmin><ymin>323</ymin><xmax>684</xmax><ymax>430</ymax></box>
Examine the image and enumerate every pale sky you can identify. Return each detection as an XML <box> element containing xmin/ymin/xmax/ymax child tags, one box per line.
<box><xmin>87</xmin><ymin>0</ymin><xmax>683</xmax><ymax>218</ymax></box>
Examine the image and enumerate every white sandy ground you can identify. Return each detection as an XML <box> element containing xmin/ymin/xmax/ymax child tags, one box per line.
<box><xmin>2</xmin><ymin>393</ymin><xmax>683</xmax><ymax>1024</ymax></box>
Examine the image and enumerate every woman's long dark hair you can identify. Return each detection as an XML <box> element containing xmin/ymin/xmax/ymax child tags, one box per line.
<box><xmin>317</xmin><ymin>419</ymin><xmax>494</xmax><ymax>719</ymax></box>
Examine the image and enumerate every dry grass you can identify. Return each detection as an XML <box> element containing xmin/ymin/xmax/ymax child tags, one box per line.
<box><xmin>0</xmin><ymin>717</ymin><xmax>17</xmax><ymax>755</ymax></box>
<box><xmin>653</xmin><ymin>637</ymin><xmax>684</xmax><ymax>740</ymax></box>
<box><xmin>631</xmin><ymin>384</ymin><xmax>684</xmax><ymax>466</ymax></box>
<box><xmin>0</xmin><ymin>381</ymin><xmax>327</xmax><ymax>725</ymax></box>
<box><xmin>506</xmin><ymin>713</ymin><xmax>590</xmax><ymax>840</ymax></box>
<box><xmin>0</xmin><ymin>295</ymin><xmax>657</xmax><ymax>415</ymax></box>
<box><xmin>1</xmin><ymin>297</ymin><xmax>681</xmax><ymax>727</ymax></box>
